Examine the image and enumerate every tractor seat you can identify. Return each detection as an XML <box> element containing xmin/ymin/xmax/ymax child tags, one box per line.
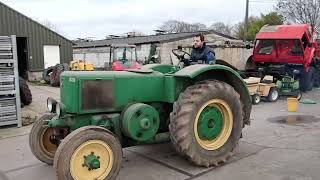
<box><xmin>260</xmin><ymin>75</ymin><xmax>273</xmax><ymax>84</ymax></box>
<box><xmin>244</xmin><ymin>77</ymin><xmax>261</xmax><ymax>84</ymax></box>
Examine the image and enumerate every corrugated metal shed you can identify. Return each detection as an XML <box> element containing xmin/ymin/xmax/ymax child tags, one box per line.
<box><xmin>0</xmin><ymin>2</ymin><xmax>73</xmax><ymax>71</ymax></box>
<box><xmin>74</xmin><ymin>30</ymin><xmax>238</xmax><ymax>48</ymax></box>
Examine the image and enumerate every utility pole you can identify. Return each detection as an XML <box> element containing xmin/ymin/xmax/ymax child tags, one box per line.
<box><xmin>244</xmin><ymin>0</ymin><xmax>249</xmax><ymax>42</ymax></box>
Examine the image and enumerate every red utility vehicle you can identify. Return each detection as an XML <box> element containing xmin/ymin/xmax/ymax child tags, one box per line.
<box><xmin>246</xmin><ymin>24</ymin><xmax>320</xmax><ymax>91</ymax></box>
<box><xmin>110</xmin><ymin>44</ymin><xmax>142</xmax><ymax>71</ymax></box>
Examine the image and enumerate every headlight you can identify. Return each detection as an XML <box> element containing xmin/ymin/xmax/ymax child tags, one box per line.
<box><xmin>56</xmin><ymin>103</ymin><xmax>61</xmax><ymax>116</ymax></box>
<box><xmin>55</xmin><ymin>102</ymin><xmax>66</xmax><ymax>117</ymax></box>
<box><xmin>47</xmin><ymin>97</ymin><xmax>57</xmax><ymax>113</ymax></box>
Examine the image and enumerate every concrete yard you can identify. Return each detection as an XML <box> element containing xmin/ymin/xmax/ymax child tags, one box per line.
<box><xmin>1</xmin><ymin>84</ymin><xmax>320</xmax><ymax>180</ymax></box>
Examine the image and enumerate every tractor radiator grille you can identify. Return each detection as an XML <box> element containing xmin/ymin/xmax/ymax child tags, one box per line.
<box><xmin>81</xmin><ymin>80</ymin><xmax>113</xmax><ymax>110</ymax></box>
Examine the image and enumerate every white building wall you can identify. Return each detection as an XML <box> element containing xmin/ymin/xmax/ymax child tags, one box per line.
<box><xmin>136</xmin><ymin>44</ymin><xmax>151</xmax><ymax>62</ymax></box>
<box><xmin>214</xmin><ymin>48</ymin><xmax>252</xmax><ymax>70</ymax></box>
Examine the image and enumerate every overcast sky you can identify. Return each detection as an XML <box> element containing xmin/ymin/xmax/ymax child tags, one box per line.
<box><xmin>1</xmin><ymin>0</ymin><xmax>276</xmax><ymax>40</ymax></box>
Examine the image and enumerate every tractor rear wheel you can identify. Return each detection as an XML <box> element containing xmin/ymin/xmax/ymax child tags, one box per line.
<box><xmin>29</xmin><ymin>114</ymin><xmax>56</xmax><ymax>165</ymax></box>
<box><xmin>19</xmin><ymin>77</ymin><xmax>32</xmax><ymax>105</ymax></box>
<box><xmin>54</xmin><ymin>126</ymin><xmax>122</xmax><ymax>180</ymax></box>
<box><xmin>169</xmin><ymin>80</ymin><xmax>243</xmax><ymax>167</ymax></box>
<box><xmin>42</xmin><ymin>66</ymin><xmax>54</xmax><ymax>84</ymax></box>
<box><xmin>314</xmin><ymin>68</ymin><xmax>320</xmax><ymax>88</ymax></box>
<box><xmin>50</xmin><ymin>64</ymin><xmax>65</xmax><ymax>87</ymax></box>
<box><xmin>300</xmin><ymin>66</ymin><xmax>315</xmax><ymax>92</ymax></box>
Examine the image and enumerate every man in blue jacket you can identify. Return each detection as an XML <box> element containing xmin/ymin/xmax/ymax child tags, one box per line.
<box><xmin>184</xmin><ymin>33</ymin><xmax>215</xmax><ymax>65</ymax></box>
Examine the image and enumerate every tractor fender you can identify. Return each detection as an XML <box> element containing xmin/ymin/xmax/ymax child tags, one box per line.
<box><xmin>142</xmin><ymin>64</ymin><xmax>177</xmax><ymax>74</ymax></box>
<box><xmin>174</xmin><ymin>64</ymin><xmax>252</xmax><ymax>125</ymax></box>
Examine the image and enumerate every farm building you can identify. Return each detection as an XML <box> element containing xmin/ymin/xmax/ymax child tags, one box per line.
<box><xmin>73</xmin><ymin>31</ymin><xmax>253</xmax><ymax>70</ymax></box>
<box><xmin>0</xmin><ymin>2</ymin><xmax>73</xmax><ymax>80</ymax></box>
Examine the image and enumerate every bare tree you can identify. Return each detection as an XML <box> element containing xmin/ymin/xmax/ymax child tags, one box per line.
<box><xmin>190</xmin><ymin>23</ymin><xmax>207</xmax><ymax>32</ymax></box>
<box><xmin>159</xmin><ymin>20</ymin><xmax>207</xmax><ymax>33</ymax></box>
<box><xmin>40</xmin><ymin>19</ymin><xmax>62</xmax><ymax>34</ymax></box>
<box><xmin>276</xmin><ymin>0</ymin><xmax>320</xmax><ymax>29</ymax></box>
<box><xmin>209</xmin><ymin>22</ymin><xmax>233</xmax><ymax>35</ymax></box>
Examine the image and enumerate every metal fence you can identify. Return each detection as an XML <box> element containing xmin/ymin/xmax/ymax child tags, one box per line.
<box><xmin>0</xmin><ymin>35</ymin><xmax>21</xmax><ymax>127</ymax></box>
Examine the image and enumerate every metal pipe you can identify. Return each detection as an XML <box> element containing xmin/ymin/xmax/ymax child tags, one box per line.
<box><xmin>145</xmin><ymin>132</ymin><xmax>170</xmax><ymax>144</ymax></box>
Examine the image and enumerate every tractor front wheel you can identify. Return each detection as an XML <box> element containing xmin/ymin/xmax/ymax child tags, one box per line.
<box><xmin>54</xmin><ymin>126</ymin><xmax>122</xmax><ymax>180</ymax></box>
<box><xmin>169</xmin><ymin>80</ymin><xmax>243</xmax><ymax>167</ymax></box>
<box><xmin>29</xmin><ymin>114</ymin><xmax>57</xmax><ymax>165</ymax></box>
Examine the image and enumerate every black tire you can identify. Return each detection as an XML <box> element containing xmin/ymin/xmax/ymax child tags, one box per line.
<box><xmin>50</xmin><ymin>64</ymin><xmax>64</xmax><ymax>87</ymax></box>
<box><xmin>169</xmin><ymin>80</ymin><xmax>243</xmax><ymax>167</ymax></box>
<box><xmin>245</xmin><ymin>56</ymin><xmax>255</xmax><ymax>70</ymax></box>
<box><xmin>54</xmin><ymin>126</ymin><xmax>122</xmax><ymax>180</ymax></box>
<box><xmin>300</xmin><ymin>66</ymin><xmax>315</xmax><ymax>92</ymax></box>
<box><xmin>252</xmin><ymin>94</ymin><xmax>261</xmax><ymax>105</ymax></box>
<box><xmin>267</xmin><ymin>87</ymin><xmax>279</xmax><ymax>102</ymax></box>
<box><xmin>314</xmin><ymin>68</ymin><xmax>320</xmax><ymax>87</ymax></box>
<box><xmin>19</xmin><ymin>77</ymin><xmax>32</xmax><ymax>105</ymax></box>
<box><xmin>29</xmin><ymin>114</ymin><xmax>56</xmax><ymax>165</ymax></box>
<box><xmin>42</xmin><ymin>66</ymin><xmax>54</xmax><ymax>84</ymax></box>
<box><xmin>62</xmin><ymin>63</ymin><xmax>70</xmax><ymax>71</ymax></box>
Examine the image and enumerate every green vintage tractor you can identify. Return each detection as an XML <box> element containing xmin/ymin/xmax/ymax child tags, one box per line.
<box><xmin>29</xmin><ymin>49</ymin><xmax>252</xmax><ymax>180</ymax></box>
<box><xmin>276</xmin><ymin>70</ymin><xmax>302</xmax><ymax>100</ymax></box>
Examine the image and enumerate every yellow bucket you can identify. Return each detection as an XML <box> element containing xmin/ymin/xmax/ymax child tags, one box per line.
<box><xmin>287</xmin><ymin>97</ymin><xmax>298</xmax><ymax>112</ymax></box>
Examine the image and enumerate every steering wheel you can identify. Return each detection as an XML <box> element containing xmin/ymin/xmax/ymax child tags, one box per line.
<box><xmin>172</xmin><ymin>49</ymin><xmax>191</xmax><ymax>67</ymax></box>
<box><xmin>172</xmin><ymin>49</ymin><xmax>191</xmax><ymax>60</ymax></box>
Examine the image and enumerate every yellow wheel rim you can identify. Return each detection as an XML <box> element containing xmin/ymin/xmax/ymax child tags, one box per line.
<box><xmin>40</xmin><ymin>128</ymin><xmax>57</xmax><ymax>156</ymax></box>
<box><xmin>194</xmin><ymin>99</ymin><xmax>233</xmax><ymax>150</ymax></box>
<box><xmin>70</xmin><ymin>140</ymin><xmax>114</xmax><ymax>180</ymax></box>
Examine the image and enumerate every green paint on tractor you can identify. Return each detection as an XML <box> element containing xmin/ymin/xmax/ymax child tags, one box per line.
<box><xmin>197</xmin><ymin>106</ymin><xmax>223</xmax><ymax>140</ymax></box>
<box><xmin>84</xmin><ymin>152</ymin><xmax>101</xmax><ymax>170</ymax></box>
<box><xmin>57</xmin><ymin>64</ymin><xmax>251</xmax><ymax>130</ymax></box>
<box><xmin>30</xmin><ymin>55</ymin><xmax>253</xmax><ymax>179</ymax></box>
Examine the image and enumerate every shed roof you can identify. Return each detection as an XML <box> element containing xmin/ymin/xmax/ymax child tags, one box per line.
<box><xmin>0</xmin><ymin>1</ymin><xmax>72</xmax><ymax>44</ymax></box>
<box><xmin>256</xmin><ymin>24</ymin><xmax>311</xmax><ymax>40</ymax></box>
<box><xmin>73</xmin><ymin>30</ymin><xmax>238</xmax><ymax>48</ymax></box>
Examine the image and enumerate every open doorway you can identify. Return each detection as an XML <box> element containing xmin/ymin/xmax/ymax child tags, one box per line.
<box><xmin>16</xmin><ymin>37</ymin><xmax>28</xmax><ymax>79</ymax></box>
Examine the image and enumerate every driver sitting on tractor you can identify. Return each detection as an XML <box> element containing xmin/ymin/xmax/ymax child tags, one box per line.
<box><xmin>183</xmin><ymin>33</ymin><xmax>216</xmax><ymax>65</ymax></box>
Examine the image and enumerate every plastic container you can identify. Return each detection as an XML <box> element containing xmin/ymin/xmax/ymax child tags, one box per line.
<box><xmin>287</xmin><ymin>97</ymin><xmax>298</xmax><ymax>112</ymax></box>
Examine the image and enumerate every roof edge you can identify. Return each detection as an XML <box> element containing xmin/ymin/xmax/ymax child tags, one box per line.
<box><xmin>0</xmin><ymin>2</ymin><xmax>73</xmax><ymax>44</ymax></box>
<box><xmin>73</xmin><ymin>30</ymin><xmax>238</xmax><ymax>48</ymax></box>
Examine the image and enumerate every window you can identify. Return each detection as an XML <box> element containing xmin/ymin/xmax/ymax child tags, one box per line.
<box><xmin>255</xmin><ymin>40</ymin><xmax>274</xmax><ymax>54</ymax></box>
<box><xmin>113</xmin><ymin>47</ymin><xmax>136</xmax><ymax>61</ymax></box>
<box><xmin>290</xmin><ymin>40</ymin><xmax>303</xmax><ymax>55</ymax></box>
<box><xmin>301</xmin><ymin>34</ymin><xmax>308</xmax><ymax>49</ymax></box>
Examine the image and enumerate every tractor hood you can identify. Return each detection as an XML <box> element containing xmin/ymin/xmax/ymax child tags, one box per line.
<box><xmin>59</xmin><ymin>70</ymin><xmax>165</xmax><ymax>114</ymax></box>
